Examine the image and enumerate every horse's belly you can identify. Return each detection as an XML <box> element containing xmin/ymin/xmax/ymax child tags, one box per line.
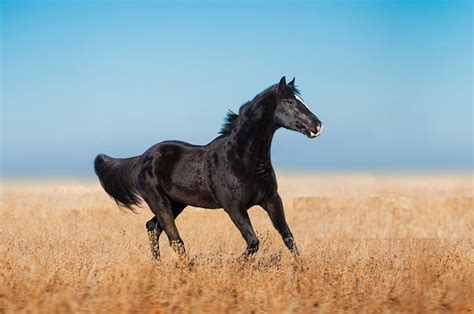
<box><xmin>166</xmin><ymin>185</ymin><xmax>221</xmax><ymax>209</ymax></box>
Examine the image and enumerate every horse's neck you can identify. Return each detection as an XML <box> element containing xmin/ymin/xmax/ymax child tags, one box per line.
<box><xmin>226</xmin><ymin>100</ymin><xmax>277</xmax><ymax>164</ymax></box>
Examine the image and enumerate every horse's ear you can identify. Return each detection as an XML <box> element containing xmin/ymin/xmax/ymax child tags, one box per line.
<box><xmin>288</xmin><ymin>77</ymin><xmax>295</xmax><ymax>87</ymax></box>
<box><xmin>278</xmin><ymin>76</ymin><xmax>286</xmax><ymax>92</ymax></box>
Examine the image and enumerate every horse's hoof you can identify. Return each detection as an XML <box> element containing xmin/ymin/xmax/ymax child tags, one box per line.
<box><xmin>170</xmin><ymin>240</ymin><xmax>186</xmax><ymax>256</ymax></box>
<box><xmin>147</xmin><ymin>230</ymin><xmax>160</xmax><ymax>260</ymax></box>
<box><xmin>239</xmin><ymin>249</ymin><xmax>256</xmax><ymax>259</ymax></box>
<box><xmin>291</xmin><ymin>245</ymin><xmax>300</xmax><ymax>257</ymax></box>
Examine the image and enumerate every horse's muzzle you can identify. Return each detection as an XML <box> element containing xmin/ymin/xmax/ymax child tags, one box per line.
<box><xmin>308</xmin><ymin>122</ymin><xmax>323</xmax><ymax>138</ymax></box>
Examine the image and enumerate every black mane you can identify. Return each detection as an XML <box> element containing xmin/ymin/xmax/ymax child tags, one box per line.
<box><xmin>219</xmin><ymin>110</ymin><xmax>240</xmax><ymax>135</ymax></box>
<box><xmin>219</xmin><ymin>84</ymin><xmax>300</xmax><ymax>136</ymax></box>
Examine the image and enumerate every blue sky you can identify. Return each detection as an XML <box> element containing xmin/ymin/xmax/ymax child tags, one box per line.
<box><xmin>1</xmin><ymin>0</ymin><xmax>472</xmax><ymax>176</ymax></box>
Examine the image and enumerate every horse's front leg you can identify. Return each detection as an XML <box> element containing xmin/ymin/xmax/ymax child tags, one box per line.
<box><xmin>224</xmin><ymin>207</ymin><xmax>259</xmax><ymax>256</ymax></box>
<box><xmin>260</xmin><ymin>193</ymin><xmax>298</xmax><ymax>255</ymax></box>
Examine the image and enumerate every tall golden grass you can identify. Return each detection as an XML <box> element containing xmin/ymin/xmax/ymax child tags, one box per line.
<box><xmin>1</xmin><ymin>174</ymin><xmax>472</xmax><ymax>312</ymax></box>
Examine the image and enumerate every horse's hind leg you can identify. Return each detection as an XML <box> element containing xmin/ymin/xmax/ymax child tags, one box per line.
<box><xmin>146</xmin><ymin>217</ymin><xmax>161</xmax><ymax>259</ymax></box>
<box><xmin>161</xmin><ymin>206</ymin><xmax>186</xmax><ymax>256</ymax></box>
<box><xmin>143</xmin><ymin>189</ymin><xmax>186</xmax><ymax>256</ymax></box>
<box><xmin>146</xmin><ymin>203</ymin><xmax>186</xmax><ymax>259</ymax></box>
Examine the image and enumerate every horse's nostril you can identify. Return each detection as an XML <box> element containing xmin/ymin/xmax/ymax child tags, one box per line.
<box><xmin>309</xmin><ymin>123</ymin><xmax>323</xmax><ymax>138</ymax></box>
<box><xmin>317</xmin><ymin>123</ymin><xmax>323</xmax><ymax>134</ymax></box>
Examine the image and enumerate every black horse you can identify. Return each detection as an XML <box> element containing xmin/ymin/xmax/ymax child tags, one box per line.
<box><xmin>94</xmin><ymin>77</ymin><xmax>323</xmax><ymax>258</ymax></box>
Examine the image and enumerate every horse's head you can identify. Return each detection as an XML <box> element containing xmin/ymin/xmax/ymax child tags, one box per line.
<box><xmin>274</xmin><ymin>76</ymin><xmax>323</xmax><ymax>138</ymax></box>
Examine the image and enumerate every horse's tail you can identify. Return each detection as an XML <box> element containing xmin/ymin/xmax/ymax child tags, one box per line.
<box><xmin>94</xmin><ymin>154</ymin><xmax>142</xmax><ymax>210</ymax></box>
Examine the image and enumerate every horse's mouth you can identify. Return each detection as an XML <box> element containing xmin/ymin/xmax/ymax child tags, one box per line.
<box><xmin>307</xmin><ymin>124</ymin><xmax>323</xmax><ymax>138</ymax></box>
<box><xmin>308</xmin><ymin>131</ymin><xmax>319</xmax><ymax>138</ymax></box>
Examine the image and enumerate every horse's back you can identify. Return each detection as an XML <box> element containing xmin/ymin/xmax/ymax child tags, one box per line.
<box><xmin>144</xmin><ymin>140</ymin><xmax>202</xmax><ymax>154</ymax></box>
<box><xmin>138</xmin><ymin>140</ymin><xmax>221</xmax><ymax>209</ymax></box>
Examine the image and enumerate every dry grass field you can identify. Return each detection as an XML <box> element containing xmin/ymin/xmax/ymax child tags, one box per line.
<box><xmin>1</xmin><ymin>173</ymin><xmax>472</xmax><ymax>313</ymax></box>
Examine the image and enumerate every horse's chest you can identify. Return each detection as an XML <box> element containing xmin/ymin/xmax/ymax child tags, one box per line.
<box><xmin>247</xmin><ymin>161</ymin><xmax>275</xmax><ymax>203</ymax></box>
<box><xmin>255</xmin><ymin>159</ymin><xmax>274</xmax><ymax>183</ymax></box>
